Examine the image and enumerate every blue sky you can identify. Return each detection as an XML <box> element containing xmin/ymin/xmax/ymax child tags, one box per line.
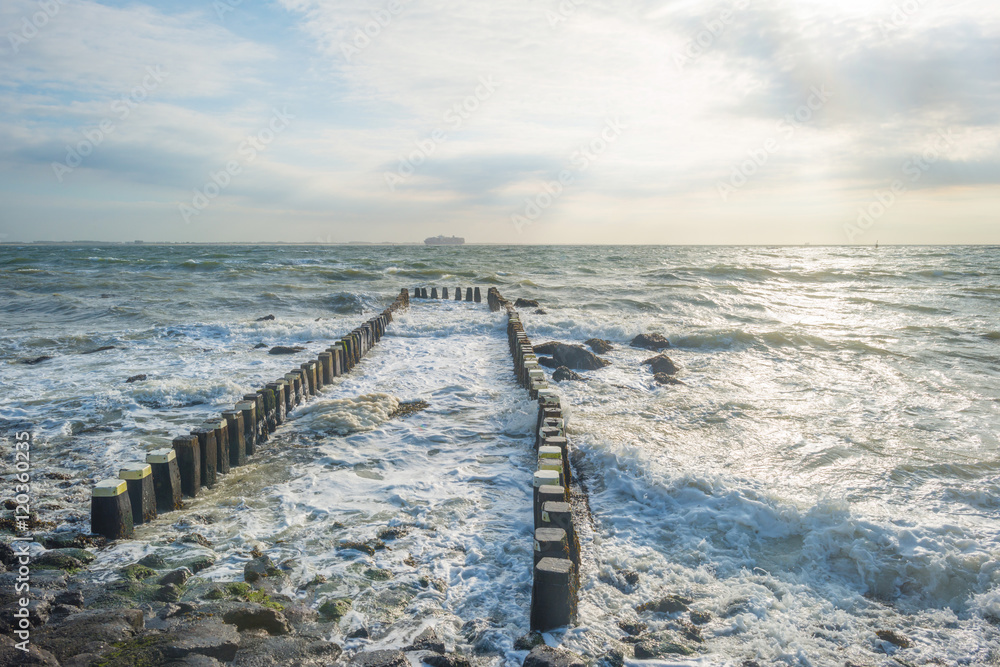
<box><xmin>0</xmin><ymin>0</ymin><xmax>997</xmax><ymax>244</ymax></box>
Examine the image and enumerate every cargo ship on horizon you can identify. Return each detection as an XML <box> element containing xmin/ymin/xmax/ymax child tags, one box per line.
<box><xmin>424</xmin><ymin>235</ymin><xmax>465</xmax><ymax>245</ymax></box>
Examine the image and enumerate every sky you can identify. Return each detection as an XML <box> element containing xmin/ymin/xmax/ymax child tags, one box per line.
<box><xmin>0</xmin><ymin>0</ymin><xmax>997</xmax><ymax>245</ymax></box>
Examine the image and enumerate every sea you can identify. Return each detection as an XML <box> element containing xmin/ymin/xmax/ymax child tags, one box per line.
<box><xmin>1</xmin><ymin>244</ymin><xmax>998</xmax><ymax>665</ymax></box>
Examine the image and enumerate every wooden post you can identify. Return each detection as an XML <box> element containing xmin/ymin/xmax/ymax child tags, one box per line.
<box><xmin>172</xmin><ymin>435</ymin><xmax>200</xmax><ymax>497</ymax></box>
<box><xmin>223</xmin><ymin>410</ymin><xmax>247</xmax><ymax>467</ymax></box>
<box><xmin>91</xmin><ymin>479</ymin><xmax>133</xmax><ymax>540</ymax></box>
<box><xmin>146</xmin><ymin>448</ymin><xmax>182</xmax><ymax>513</ymax></box>
<box><xmin>192</xmin><ymin>427</ymin><xmax>217</xmax><ymax>488</ymax></box>
<box><xmin>118</xmin><ymin>462</ymin><xmax>156</xmax><ymax>525</ymax></box>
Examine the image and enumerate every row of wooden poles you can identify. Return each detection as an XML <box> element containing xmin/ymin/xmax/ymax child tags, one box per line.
<box><xmin>411</xmin><ymin>286</ymin><xmax>481</xmax><ymax>302</ymax></box>
<box><xmin>90</xmin><ymin>289</ymin><xmax>411</xmax><ymax>540</ymax></box>
<box><xmin>487</xmin><ymin>287</ymin><xmax>580</xmax><ymax>632</ymax></box>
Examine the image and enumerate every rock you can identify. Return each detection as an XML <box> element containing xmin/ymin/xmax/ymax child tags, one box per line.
<box><xmin>54</xmin><ymin>590</ymin><xmax>84</xmax><ymax>607</ymax></box>
<box><xmin>642</xmin><ymin>354</ymin><xmax>679</xmax><ymax>375</ymax></box>
<box><xmin>337</xmin><ymin>540</ymin><xmax>375</xmax><ymax>556</ymax></box>
<box><xmin>253</xmin><ymin>343</ymin><xmax>268</xmax><ymax>349</ymax></box>
<box><xmin>377</xmin><ymin>526</ymin><xmax>409</xmax><ymax>540</ymax></box>
<box><xmin>513</xmin><ymin>631</ymin><xmax>546</xmax><ymax>651</ymax></box>
<box><xmin>33</xmin><ymin>608</ymin><xmax>144</xmax><ymax>662</ymax></box>
<box><xmin>181</xmin><ymin>533</ymin><xmax>213</xmax><ymax>548</ymax></box>
<box><xmin>223</xmin><ymin>604</ymin><xmax>293</xmax><ymax>635</ymax></box>
<box><xmin>182</xmin><ymin>554</ymin><xmax>216</xmax><ymax>574</ymax></box>
<box><xmin>537</xmin><ymin>356</ymin><xmax>557</xmax><ymax>369</ymax></box>
<box><xmin>636</xmin><ymin>595</ymin><xmax>692</xmax><ymax>614</ymax></box>
<box><xmin>620</xmin><ymin>569</ymin><xmax>639</xmax><ymax>586</ymax></box>
<box><xmin>159</xmin><ymin>567</ymin><xmax>192</xmax><ymax>587</ymax></box>
<box><xmin>137</xmin><ymin>554</ymin><xmax>168</xmax><ymax>569</ymax></box>
<box><xmin>523</xmin><ymin>645</ymin><xmax>586</xmax><ymax>667</ymax></box>
<box><xmin>364</xmin><ymin>567</ymin><xmax>392</xmax><ymax>581</ymax></box>
<box><xmin>347</xmin><ymin>626</ymin><xmax>370</xmax><ymax>639</ymax></box>
<box><xmin>244</xmin><ymin>555</ymin><xmax>278</xmax><ymax>583</ymax></box>
<box><xmin>23</xmin><ymin>356</ymin><xmax>53</xmax><ymax>365</ymax></box>
<box><xmin>617</xmin><ymin>620</ymin><xmax>646</xmax><ymax>636</ymax></box>
<box><xmin>120</xmin><ymin>563</ymin><xmax>158</xmax><ymax>581</ymax></box>
<box><xmin>552</xmin><ymin>366</ymin><xmax>583</xmax><ymax>382</ymax></box>
<box><xmin>460</xmin><ymin>619</ymin><xmax>490</xmax><ymax>642</ymax></box>
<box><xmin>532</xmin><ymin>342</ymin><xmax>609</xmax><ymax>370</ymax></box>
<box><xmin>633</xmin><ymin>637</ymin><xmax>694</xmax><ymax>658</ymax></box>
<box><xmin>256</xmin><ymin>315</ymin><xmax>275</xmax><ymax>321</ymax></box>
<box><xmin>0</xmin><ymin>635</ymin><xmax>60</xmax><ymax>666</ymax></box>
<box><xmin>630</xmin><ymin>333</ymin><xmax>670</xmax><ymax>350</ymax></box>
<box><xmin>535</xmin><ymin>309</ymin><xmax>547</xmax><ymax>315</ymax></box>
<box><xmin>232</xmin><ymin>636</ymin><xmax>342</xmax><ymax>666</ymax></box>
<box><xmin>689</xmin><ymin>610</ymin><xmax>711</xmax><ymax>625</ymax></box>
<box><xmin>405</xmin><ymin>626</ymin><xmax>445</xmax><ymax>653</ymax></box>
<box><xmin>164</xmin><ymin>656</ymin><xmax>225</xmax><ymax>666</ymax></box>
<box><xmin>653</xmin><ymin>373</ymin><xmax>685</xmax><ymax>386</ymax></box>
<box><xmin>268</xmin><ymin>346</ymin><xmax>305</xmax><ymax>355</ymax></box>
<box><xmin>600</xmin><ymin>647</ymin><xmax>626</xmax><ymax>667</ymax></box>
<box><xmin>875</xmin><ymin>629</ymin><xmax>912</xmax><ymax>648</ymax></box>
<box><xmin>318</xmin><ymin>597</ymin><xmax>351</xmax><ymax>621</ymax></box>
<box><xmin>156</xmin><ymin>583</ymin><xmax>184</xmax><ymax>602</ymax></box>
<box><xmin>514</xmin><ymin>298</ymin><xmax>539</xmax><ymax>308</ymax></box>
<box><xmin>83</xmin><ymin>345</ymin><xmax>116</xmax><ymax>354</ymax></box>
<box><xmin>585</xmin><ymin>338</ymin><xmax>614</xmax><ymax>354</ymax></box>
<box><xmin>36</xmin><ymin>548</ymin><xmax>93</xmax><ymax>569</ymax></box>
<box><xmin>163</xmin><ymin>618</ymin><xmax>240</xmax><ymax>662</ymax></box>
<box><xmin>125</xmin><ymin>374</ymin><xmax>147</xmax><ymax>383</ymax></box>
<box><xmin>351</xmin><ymin>649</ymin><xmax>408</xmax><ymax>667</ymax></box>
<box><xmin>422</xmin><ymin>655</ymin><xmax>472</xmax><ymax>667</ymax></box>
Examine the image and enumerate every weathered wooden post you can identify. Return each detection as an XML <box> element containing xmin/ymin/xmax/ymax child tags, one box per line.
<box><xmin>146</xmin><ymin>448</ymin><xmax>182</xmax><ymax>513</ymax></box>
<box><xmin>91</xmin><ymin>479</ymin><xmax>133</xmax><ymax>540</ymax></box>
<box><xmin>223</xmin><ymin>410</ymin><xmax>247</xmax><ymax>467</ymax></box>
<box><xmin>236</xmin><ymin>401</ymin><xmax>257</xmax><ymax>456</ymax></box>
<box><xmin>192</xmin><ymin>427</ymin><xmax>217</xmax><ymax>488</ymax></box>
<box><xmin>474</xmin><ymin>287</ymin><xmax>481</xmax><ymax>303</ymax></box>
<box><xmin>442</xmin><ymin>287</ymin><xmax>449</xmax><ymax>299</ymax></box>
<box><xmin>118</xmin><ymin>462</ymin><xmax>156</xmax><ymax>525</ymax></box>
<box><xmin>431</xmin><ymin>287</ymin><xmax>438</xmax><ymax>299</ymax></box>
<box><xmin>465</xmin><ymin>287</ymin><xmax>473</xmax><ymax>302</ymax></box>
<box><xmin>172</xmin><ymin>435</ymin><xmax>200</xmax><ymax>497</ymax></box>
<box><xmin>531</xmin><ymin>557</ymin><xmax>576</xmax><ymax>631</ymax></box>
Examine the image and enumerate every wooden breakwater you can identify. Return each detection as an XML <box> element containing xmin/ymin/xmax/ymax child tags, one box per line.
<box><xmin>486</xmin><ymin>286</ymin><xmax>580</xmax><ymax>632</ymax></box>
<box><xmin>90</xmin><ymin>289</ymin><xmax>410</xmax><ymax>540</ymax></box>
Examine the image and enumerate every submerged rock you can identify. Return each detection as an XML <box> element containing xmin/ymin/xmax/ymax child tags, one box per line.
<box><xmin>585</xmin><ymin>338</ymin><xmax>614</xmax><ymax>354</ymax></box>
<box><xmin>405</xmin><ymin>626</ymin><xmax>445</xmax><ymax>653</ymax></box>
<box><xmin>552</xmin><ymin>366</ymin><xmax>583</xmax><ymax>382</ymax></box>
<box><xmin>630</xmin><ymin>333</ymin><xmax>671</xmax><ymax>350</ymax></box>
<box><xmin>256</xmin><ymin>314</ymin><xmax>276</xmax><ymax>321</ymax></box>
<box><xmin>83</xmin><ymin>345</ymin><xmax>116</xmax><ymax>354</ymax></box>
<box><xmin>523</xmin><ymin>645</ymin><xmax>586</xmax><ymax>667</ymax></box>
<box><xmin>875</xmin><ymin>629</ymin><xmax>912</xmax><ymax>648</ymax></box>
<box><xmin>125</xmin><ymin>374</ymin><xmax>147</xmax><ymax>383</ymax></box>
<box><xmin>633</xmin><ymin>636</ymin><xmax>694</xmax><ymax>658</ymax></box>
<box><xmin>514</xmin><ymin>298</ymin><xmax>540</xmax><ymax>308</ymax></box>
<box><xmin>636</xmin><ymin>595</ymin><xmax>692</xmax><ymax>614</ymax></box>
<box><xmin>653</xmin><ymin>373</ymin><xmax>685</xmax><ymax>386</ymax></box>
<box><xmin>533</xmin><ymin>342</ymin><xmax>609</xmax><ymax>370</ymax></box>
<box><xmin>318</xmin><ymin>597</ymin><xmax>351</xmax><ymax>621</ymax></box>
<box><xmin>268</xmin><ymin>346</ymin><xmax>305</xmax><ymax>355</ymax></box>
<box><xmin>514</xmin><ymin>631</ymin><xmax>546</xmax><ymax>651</ymax></box>
<box><xmin>23</xmin><ymin>356</ymin><xmax>53</xmax><ymax>365</ymax></box>
<box><xmin>642</xmin><ymin>354</ymin><xmax>679</xmax><ymax>375</ymax></box>
<box><xmin>689</xmin><ymin>610</ymin><xmax>711</xmax><ymax>625</ymax></box>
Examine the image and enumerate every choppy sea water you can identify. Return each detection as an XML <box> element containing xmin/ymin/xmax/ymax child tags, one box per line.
<box><xmin>1</xmin><ymin>244</ymin><xmax>998</xmax><ymax>665</ymax></box>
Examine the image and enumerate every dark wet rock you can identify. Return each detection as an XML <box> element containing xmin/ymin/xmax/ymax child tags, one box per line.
<box><xmin>636</xmin><ymin>595</ymin><xmax>692</xmax><ymax>614</ymax></box>
<box><xmin>689</xmin><ymin>610</ymin><xmax>711</xmax><ymax>625</ymax></box>
<box><xmin>620</xmin><ymin>569</ymin><xmax>640</xmax><ymax>586</ymax></box>
<box><xmin>552</xmin><ymin>366</ymin><xmax>583</xmax><ymax>382</ymax></box>
<box><xmin>338</xmin><ymin>540</ymin><xmax>376</xmax><ymax>556</ymax></box>
<box><xmin>33</xmin><ymin>608</ymin><xmax>144</xmax><ymax>662</ymax></box>
<box><xmin>351</xmin><ymin>648</ymin><xmax>408</xmax><ymax>667</ymax></box>
<box><xmin>514</xmin><ymin>298</ymin><xmax>539</xmax><ymax>308</ymax></box>
<box><xmin>633</xmin><ymin>636</ymin><xmax>695</xmax><ymax>658</ymax></box>
<box><xmin>599</xmin><ymin>647</ymin><xmax>627</xmax><ymax>667</ymax></box>
<box><xmin>125</xmin><ymin>374</ymin><xmax>147</xmax><ymax>383</ymax></box>
<box><xmin>423</xmin><ymin>654</ymin><xmax>472</xmax><ymax>667</ymax></box>
<box><xmin>120</xmin><ymin>563</ymin><xmax>158</xmax><ymax>581</ymax></box>
<box><xmin>54</xmin><ymin>590</ymin><xmax>85</xmax><ymax>607</ymax></box>
<box><xmin>223</xmin><ymin>604</ymin><xmax>293</xmax><ymax>635</ymax></box>
<box><xmin>514</xmin><ymin>631</ymin><xmax>546</xmax><ymax>651</ymax></box>
<box><xmin>875</xmin><ymin>629</ymin><xmax>912</xmax><ymax>648</ymax></box>
<box><xmin>535</xmin><ymin>309</ymin><xmax>547</xmax><ymax>315</ymax></box>
<box><xmin>0</xmin><ymin>635</ymin><xmax>60</xmax><ymax>665</ymax></box>
<box><xmin>163</xmin><ymin>618</ymin><xmax>241</xmax><ymax>662</ymax></box>
<box><xmin>268</xmin><ymin>346</ymin><xmax>305</xmax><ymax>355</ymax></box>
<box><xmin>347</xmin><ymin>626</ymin><xmax>370</xmax><ymax>639</ymax></box>
<box><xmin>182</xmin><ymin>554</ymin><xmax>216</xmax><ymax>574</ymax></box>
<box><xmin>256</xmin><ymin>314</ymin><xmax>275</xmax><ymax>321</ymax></box>
<box><xmin>533</xmin><ymin>342</ymin><xmax>609</xmax><ymax>370</ymax></box>
<box><xmin>460</xmin><ymin>618</ymin><xmax>490</xmax><ymax>642</ymax></box>
<box><xmin>418</xmin><ymin>576</ymin><xmax>447</xmax><ymax>592</ymax></box>
<box><xmin>405</xmin><ymin>626</ymin><xmax>445</xmax><ymax>653</ymax></box>
<box><xmin>23</xmin><ymin>356</ymin><xmax>53</xmax><ymax>365</ymax></box>
<box><xmin>279</xmin><ymin>603</ymin><xmax>317</xmax><ymax>626</ymax></box>
<box><xmin>83</xmin><ymin>345</ymin><xmax>116</xmax><ymax>354</ymax></box>
<box><xmin>642</xmin><ymin>354</ymin><xmax>679</xmax><ymax>375</ymax></box>
<box><xmin>181</xmin><ymin>533</ymin><xmax>213</xmax><ymax>548</ymax></box>
<box><xmin>253</xmin><ymin>343</ymin><xmax>268</xmax><ymax>349</ymax></box>
<box><xmin>585</xmin><ymin>338</ymin><xmax>614</xmax><ymax>354</ymax></box>
<box><xmin>523</xmin><ymin>645</ymin><xmax>586</xmax><ymax>667</ymax></box>
<box><xmin>537</xmin><ymin>356</ymin><xmax>557</xmax><ymax>369</ymax></box>
<box><xmin>676</xmin><ymin>620</ymin><xmax>704</xmax><ymax>643</ymax></box>
<box><xmin>232</xmin><ymin>636</ymin><xmax>342</xmax><ymax>666</ymax></box>
<box><xmin>318</xmin><ymin>597</ymin><xmax>351</xmax><ymax>621</ymax></box>
<box><xmin>244</xmin><ymin>555</ymin><xmax>280</xmax><ymax>583</ymax></box>
<box><xmin>36</xmin><ymin>548</ymin><xmax>93</xmax><ymax>570</ymax></box>
<box><xmin>630</xmin><ymin>333</ymin><xmax>671</xmax><ymax>350</ymax></box>
<box><xmin>364</xmin><ymin>567</ymin><xmax>393</xmax><ymax>581</ymax></box>
<box><xmin>618</xmin><ymin>620</ymin><xmax>647</xmax><ymax>636</ymax></box>
<box><xmin>653</xmin><ymin>373</ymin><xmax>685</xmax><ymax>386</ymax></box>
<box><xmin>741</xmin><ymin>661</ymin><xmax>762</xmax><ymax>667</ymax></box>
<box><xmin>0</xmin><ymin>542</ymin><xmax>17</xmax><ymax>567</ymax></box>
<box><xmin>156</xmin><ymin>583</ymin><xmax>184</xmax><ymax>602</ymax></box>
<box><xmin>159</xmin><ymin>567</ymin><xmax>192</xmax><ymax>587</ymax></box>
<box><xmin>377</xmin><ymin>526</ymin><xmax>409</xmax><ymax>540</ymax></box>
<box><xmin>165</xmin><ymin>656</ymin><xmax>225</xmax><ymax>667</ymax></box>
